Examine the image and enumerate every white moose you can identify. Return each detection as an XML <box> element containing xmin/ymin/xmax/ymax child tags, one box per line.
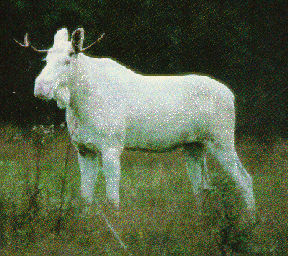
<box><xmin>19</xmin><ymin>28</ymin><xmax>255</xmax><ymax>223</ymax></box>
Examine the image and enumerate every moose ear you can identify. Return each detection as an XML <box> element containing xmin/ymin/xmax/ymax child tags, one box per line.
<box><xmin>54</xmin><ymin>28</ymin><xmax>69</xmax><ymax>43</ymax></box>
<box><xmin>72</xmin><ymin>28</ymin><xmax>84</xmax><ymax>53</ymax></box>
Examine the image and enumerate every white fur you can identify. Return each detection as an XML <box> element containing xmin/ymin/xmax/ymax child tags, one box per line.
<box><xmin>35</xmin><ymin>28</ymin><xmax>255</xmax><ymax>222</ymax></box>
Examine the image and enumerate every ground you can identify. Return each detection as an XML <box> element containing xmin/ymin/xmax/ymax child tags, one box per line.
<box><xmin>0</xmin><ymin>125</ymin><xmax>287</xmax><ymax>255</ymax></box>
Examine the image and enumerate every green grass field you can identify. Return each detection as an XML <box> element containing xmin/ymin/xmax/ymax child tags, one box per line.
<box><xmin>0</xmin><ymin>125</ymin><xmax>287</xmax><ymax>255</ymax></box>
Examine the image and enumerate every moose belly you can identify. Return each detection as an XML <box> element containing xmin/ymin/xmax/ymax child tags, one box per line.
<box><xmin>124</xmin><ymin>118</ymin><xmax>204</xmax><ymax>152</ymax></box>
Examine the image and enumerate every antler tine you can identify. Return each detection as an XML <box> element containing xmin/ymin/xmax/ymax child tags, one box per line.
<box><xmin>14</xmin><ymin>33</ymin><xmax>29</xmax><ymax>47</ymax></box>
<box><xmin>14</xmin><ymin>33</ymin><xmax>48</xmax><ymax>53</ymax></box>
<box><xmin>81</xmin><ymin>33</ymin><xmax>105</xmax><ymax>52</ymax></box>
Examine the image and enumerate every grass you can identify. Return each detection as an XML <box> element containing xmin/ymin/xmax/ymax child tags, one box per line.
<box><xmin>0</xmin><ymin>124</ymin><xmax>287</xmax><ymax>255</ymax></box>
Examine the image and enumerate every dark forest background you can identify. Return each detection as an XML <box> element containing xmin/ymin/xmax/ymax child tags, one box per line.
<box><xmin>1</xmin><ymin>0</ymin><xmax>287</xmax><ymax>140</ymax></box>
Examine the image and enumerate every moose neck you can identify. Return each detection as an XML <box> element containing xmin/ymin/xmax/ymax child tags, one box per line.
<box><xmin>68</xmin><ymin>54</ymin><xmax>108</xmax><ymax>123</ymax></box>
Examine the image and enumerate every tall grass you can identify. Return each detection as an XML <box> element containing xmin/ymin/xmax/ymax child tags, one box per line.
<box><xmin>0</xmin><ymin>124</ymin><xmax>287</xmax><ymax>255</ymax></box>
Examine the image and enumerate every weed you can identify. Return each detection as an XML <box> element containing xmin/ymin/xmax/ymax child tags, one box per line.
<box><xmin>0</xmin><ymin>125</ymin><xmax>287</xmax><ymax>255</ymax></box>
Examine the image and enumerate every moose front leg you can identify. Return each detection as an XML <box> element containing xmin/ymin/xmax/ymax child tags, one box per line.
<box><xmin>101</xmin><ymin>147</ymin><xmax>122</xmax><ymax>209</ymax></box>
<box><xmin>77</xmin><ymin>148</ymin><xmax>101</xmax><ymax>216</ymax></box>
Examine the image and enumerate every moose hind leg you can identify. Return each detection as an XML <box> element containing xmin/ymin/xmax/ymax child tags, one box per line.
<box><xmin>207</xmin><ymin>142</ymin><xmax>256</xmax><ymax>223</ymax></box>
<box><xmin>203</xmin><ymin>157</ymin><xmax>213</xmax><ymax>191</ymax></box>
<box><xmin>183</xmin><ymin>143</ymin><xmax>207</xmax><ymax>217</ymax></box>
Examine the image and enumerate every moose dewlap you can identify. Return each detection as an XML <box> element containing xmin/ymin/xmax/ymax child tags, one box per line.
<box><xmin>31</xmin><ymin>28</ymin><xmax>255</xmax><ymax>223</ymax></box>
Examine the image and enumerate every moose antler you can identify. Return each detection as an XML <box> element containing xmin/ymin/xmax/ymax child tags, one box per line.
<box><xmin>14</xmin><ymin>33</ymin><xmax>48</xmax><ymax>52</ymax></box>
<box><xmin>81</xmin><ymin>33</ymin><xmax>105</xmax><ymax>52</ymax></box>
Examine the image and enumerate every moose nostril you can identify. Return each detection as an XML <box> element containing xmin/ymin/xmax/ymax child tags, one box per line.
<box><xmin>34</xmin><ymin>80</ymin><xmax>53</xmax><ymax>100</ymax></box>
<box><xmin>34</xmin><ymin>87</ymin><xmax>46</xmax><ymax>99</ymax></box>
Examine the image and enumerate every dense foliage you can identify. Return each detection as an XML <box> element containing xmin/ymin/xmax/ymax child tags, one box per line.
<box><xmin>1</xmin><ymin>0</ymin><xmax>287</xmax><ymax>139</ymax></box>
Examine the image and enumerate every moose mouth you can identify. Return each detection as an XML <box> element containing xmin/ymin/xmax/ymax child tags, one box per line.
<box><xmin>34</xmin><ymin>89</ymin><xmax>54</xmax><ymax>101</ymax></box>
